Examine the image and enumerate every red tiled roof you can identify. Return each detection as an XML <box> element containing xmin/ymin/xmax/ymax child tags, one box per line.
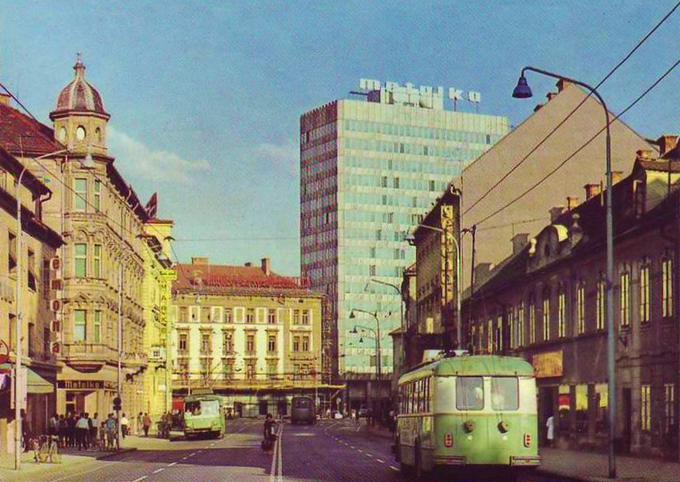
<box><xmin>173</xmin><ymin>263</ymin><xmax>316</xmax><ymax>294</ymax></box>
<box><xmin>0</xmin><ymin>103</ymin><xmax>64</xmax><ymax>157</ymax></box>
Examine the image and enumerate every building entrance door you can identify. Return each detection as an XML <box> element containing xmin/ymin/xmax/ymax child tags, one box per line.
<box><xmin>539</xmin><ymin>386</ymin><xmax>555</xmax><ymax>445</ymax></box>
<box><xmin>621</xmin><ymin>388</ymin><xmax>632</xmax><ymax>454</ymax></box>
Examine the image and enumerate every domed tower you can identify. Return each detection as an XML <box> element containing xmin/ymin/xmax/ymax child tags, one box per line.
<box><xmin>50</xmin><ymin>54</ymin><xmax>110</xmax><ymax>156</ymax></box>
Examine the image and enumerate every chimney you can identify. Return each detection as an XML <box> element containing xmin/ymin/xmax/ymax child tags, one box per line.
<box><xmin>261</xmin><ymin>257</ymin><xmax>271</xmax><ymax>275</ymax></box>
<box><xmin>636</xmin><ymin>149</ymin><xmax>653</xmax><ymax>161</ymax></box>
<box><xmin>546</xmin><ymin>92</ymin><xmax>558</xmax><ymax>101</ymax></box>
<box><xmin>473</xmin><ymin>262</ymin><xmax>495</xmax><ymax>287</ymax></box>
<box><xmin>556</xmin><ymin>79</ymin><xmax>571</xmax><ymax>92</ymax></box>
<box><xmin>566</xmin><ymin>196</ymin><xmax>580</xmax><ymax>210</ymax></box>
<box><xmin>191</xmin><ymin>257</ymin><xmax>209</xmax><ymax>265</ymax></box>
<box><xmin>0</xmin><ymin>92</ymin><xmax>10</xmax><ymax>106</ymax></box>
<box><xmin>511</xmin><ymin>233</ymin><xmax>529</xmax><ymax>255</ymax></box>
<box><xmin>244</xmin><ymin>262</ymin><xmax>252</xmax><ymax>267</ymax></box>
<box><xmin>656</xmin><ymin>135</ymin><xmax>679</xmax><ymax>157</ymax></box>
<box><xmin>611</xmin><ymin>171</ymin><xmax>624</xmax><ymax>184</ymax></box>
<box><xmin>550</xmin><ymin>206</ymin><xmax>566</xmax><ymax>223</ymax></box>
<box><xmin>570</xmin><ymin>213</ymin><xmax>583</xmax><ymax>245</ymax></box>
<box><xmin>584</xmin><ymin>183</ymin><xmax>601</xmax><ymax>200</ymax></box>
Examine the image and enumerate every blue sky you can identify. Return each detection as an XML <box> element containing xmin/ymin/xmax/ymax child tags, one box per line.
<box><xmin>2</xmin><ymin>1</ymin><xmax>679</xmax><ymax>275</ymax></box>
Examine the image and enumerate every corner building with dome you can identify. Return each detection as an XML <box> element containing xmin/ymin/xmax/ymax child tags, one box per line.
<box><xmin>0</xmin><ymin>56</ymin><xmax>163</xmax><ymax>423</ymax></box>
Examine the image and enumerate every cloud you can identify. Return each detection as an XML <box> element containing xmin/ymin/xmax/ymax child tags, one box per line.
<box><xmin>253</xmin><ymin>140</ymin><xmax>299</xmax><ymax>177</ymax></box>
<box><xmin>108</xmin><ymin>127</ymin><xmax>211</xmax><ymax>184</ymax></box>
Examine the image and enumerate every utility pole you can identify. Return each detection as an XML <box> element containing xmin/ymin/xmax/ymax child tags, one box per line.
<box><xmin>117</xmin><ymin>263</ymin><xmax>123</xmax><ymax>449</ymax></box>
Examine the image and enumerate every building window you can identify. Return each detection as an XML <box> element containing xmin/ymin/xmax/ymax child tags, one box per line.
<box><xmin>597</xmin><ymin>276</ymin><xmax>606</xmax><ymax>331</ymax></box>
<box><xmin>246</xmin><ymin>334</ymin><xmax>255</xmax><ymax>353</ymax></box>
<box><xmin>74</xmin><ymin>310</ymin><xmax>86</xmax><ymax>342</ymax></box>
<box><xmin>74</xmin><ymin>178</ymin><xmax>87</xmax><ymax>211</ymax></box>
<box><xmin>381</xmin><ymin>176</ymin><xmax>387</xmax><ymax>188</ymax></box>
<box><xmin>246</xmin><ymin>363</ymin><xmax>255</xmax><ymax>379</ymax></box>
<box><xmin>94</xmin><ymin>180</ymin><xmax>101</xmax><ymax>211</ymax></box>
<box><xmin>293</xmin><ymin>336</ymin><xmax>300</xmax><ymax>352</ymax></box>
<box><xmin>641</xmin><ymin>384</ymin><xmax>651</xmax><ymax>431</ymax></box>
<box><xmin>301</xmin><ymin>310</ymin><xmax>310</xmax><ymax>325</ymax></box>
<box><xmin>246</xmin><ymin>308</ymin><xmax>255</xmax><ymax>324</ymax></box>
<box><xmin>223</xmin><ymin>332</ymin><xmax>233</xmax><ymax>353</ymax></box>
<box><xmin>486</xmin><ymin>318</ymin><xmax>493</xmax><ymax>353</ymax></box>
<box><xmin>620</xmin><ymin>270</ymin><xmax>630</xmax><ymax>328</ymax></box>
<box><xmin>576</xmin><ymin>281</ymin><xmax>585</xmax><ymax>334</ymax></box>
<box><xmin>75</xmin><ymin>243</ymin><xmax>87</xmax><ymax>278</ymax></box>
<box><xmin>268</xmin><ymin>335</ymin><xmax>277</xmax><ymax>352</ymax></box>
<box><xmin>528</xmin><ymin>299</ymin><xmax>536</xmax><ymax>344</ymax></box>
<box><xmin>179</xmin><ymin>307</ymin><xmax>188</xmax><ymax>322</ymax></box>
<box><xmin>517</xmin><ymin>302</ymin><xmax>525</xmax><ymax>347</ymax></box>
<box><xmin>393</xmin><ymin>177</ymin><xmax>400</xmax><ymax>189</ymax></box>
<box><xmin>640</xmin><ymin>261</ymin><xmax>650</xmax><ymax>324</ymax></box>
<box><xmin>664</xmin><ymin>383</ymin><xmax>675</xmax><ymax>434</ymax></box>
<box><xmin>302</xmin><ymin>335</ymin><xmax>310</xmax><ymax>352</ymax></box>
<box><xmin>369</xmin><ymin>265</ymin><xmax>376</xmax><ymax>276</ymax></box>
<box><xmin>542</xmin><ymin>290</ymin><xmax>551</xmax><ymax>341</ymax></box>
<box><xmin>429</xmin><ymin>180</ymin><xmax>436</xmax><ymax>191</ymax></box>
<box><xmin>201</xmin><ymin>333</ymin><xmax>211</xmax><ymax>354</ymax></box>
<box><xmin>293</xmin><ymin>309</ymin><xmax>300</xmax><ymax>324</ymax></box>
<box><xmin>225</xmin><ymin>308</ymin><xmax>233</xmax><ymax>323</ymax></box>
<box><xmin>8</xmin><ymin>232</ymin><xmax>16</xmax><ymax>272</ymax></box>
<box><xmin>179</xmin><ymin>333</ymin><xmax>188</xmax><ymax>352</ymax></box>
<box><xmin>557</xmin><ymin>287</ymin><xmax>566</xmax><ymax>338</ymax></box>
<box><xmin>27</xmin><ymin>250</ymin><xmax>36</xmax><ymax>291</ymax></box>
<box><xmin>93</xmin><ymin>244</ymin><xmax>102</xmax><ymax>278</ymax></box>
<box><xmin>93</xmin><ymin>310</ymin><xmax>102</xmax><ymax>343</ymax></box>
<box><xmin>662</xmin><ymin>257</ymin><xmax>673</xmax><ymax>318</ymax></box>
<box><xmin>268</xmin><ymin>309</ymin><xmax>277</xmax><ymax>324</ymax></box>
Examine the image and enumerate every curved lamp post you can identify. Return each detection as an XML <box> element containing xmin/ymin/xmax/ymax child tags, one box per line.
<box><xmin>513</xmin><ymin>66</ymin><xmax>616</xmax><ymax>479</ymax></box>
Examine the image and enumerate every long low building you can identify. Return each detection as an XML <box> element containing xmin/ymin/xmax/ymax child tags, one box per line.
<box><xmin>171</xmin><ymin>257</ymin><xmax>334</xmax><ymax>417</ymax></box>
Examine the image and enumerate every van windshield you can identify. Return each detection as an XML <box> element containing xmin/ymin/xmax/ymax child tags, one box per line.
<box><xmin>456</xmin><ymin>377</ymin><xmax>484</xmax><ymax>410</ymax></box>
<box><xmin>294</xmin><ymin>398</ymin><xmax>311</xmax><ymax>408</ymax></box>
<box><xmin>186</xmin><ymin>400</ymin><xmax>219</xmax><ymax>416</ymax></box>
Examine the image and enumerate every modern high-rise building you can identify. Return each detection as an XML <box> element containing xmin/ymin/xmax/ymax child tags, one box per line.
<box><xmin>300</xmin><ymin>79</ymin><xmax>510</xmax><ymax>410</ymax></box>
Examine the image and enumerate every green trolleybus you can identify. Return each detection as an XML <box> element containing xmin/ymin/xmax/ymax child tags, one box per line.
<box><xmin>395</xmin><ymin>354</ymin><xmax>540</xmax><ymax>478</ymax></box>
<box><xmin>183</xmin><ymin>394</ymin><xmax>225</xmax><ymax>439</ymax></box>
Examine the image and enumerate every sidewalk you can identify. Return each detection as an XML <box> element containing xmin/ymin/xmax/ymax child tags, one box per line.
<box><xmin>0</xmin><ymin>435</ymin><xmax>171</xmax><ymax>481</ymax></box>
<box><xmin>365</xmin><ymin>424</ymin><xmax>680</xmax><ymax>481</ymax></box>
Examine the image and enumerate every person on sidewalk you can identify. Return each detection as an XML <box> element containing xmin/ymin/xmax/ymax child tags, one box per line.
<box><xmin>137</xmin><ymin>412</ymin><xmax>143</xmax><ymax>436</ymax></box>
<box><xmin>121</xmin><ymin>413</ymin><xmax>129</xmax><ymax>438</ymax></box>
<box><xmin>105</xmin><ymin>413</ymin><xmax>117</xmax><ymax>450</ymax></box>
<box><xmin>76</xmin><ymin>412</ymin><xmax>89</xmax><ymax>450</ymax></box>
<box><xmin>90</xmin><ymin>412</ymin><xmax>100</xmax><ymax>450</ymax></box>
<box><xmin>143</xmin><ymin>413</ymin><xmax>152</xmax><ymax>437</ymax></box>
<box><xmin>546</xmin><ymin>415</ymin><xmax>555</xmax><ymax>448</ymax></box>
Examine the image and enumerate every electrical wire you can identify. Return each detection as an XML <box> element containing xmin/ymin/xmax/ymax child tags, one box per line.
<box><xmin>476</xmin><ymin>56</ymin><xmax>680</xmax><ymax>226</ymax></box>
<box><xmin>464</xmin><ymin>1</ymin><xmax>680</xmax><ymax>216</ymax></box>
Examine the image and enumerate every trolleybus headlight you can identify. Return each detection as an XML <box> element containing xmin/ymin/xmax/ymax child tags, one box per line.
<box><xmin>523</xmin><ymin>433</ymin><xmax>532</xmax><ymax>447</ymax></box>
<box><xmin>444</xmin><ymin>432</ymin><xmax>454</xmax><ymax>448</ymax></box>
<box><xmin>463</xmin><ymin>421</ymin><xmax>475</xmax><ymax>433</ymax></box>
<box><xmin>497</xmin><ymin>421</ymin><xmax>509</xmax><ymax>433</ymax></box>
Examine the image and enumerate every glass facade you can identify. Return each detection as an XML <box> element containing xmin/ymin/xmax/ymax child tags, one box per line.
<box><xmin>301</xmin><ymin>96</ymin><xmax>509</xmax><ymax>376</ymax></box>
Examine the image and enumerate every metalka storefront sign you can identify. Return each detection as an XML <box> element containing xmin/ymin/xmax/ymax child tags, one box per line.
<box><xmin>58</xmin><ymin>380</ymin><xmax>116</xmax><ymax>390</ymax></box>
<box><xmin>532</xmin><ymin>350</ymin><xmax>563</xmax><ymax>378</ymax></box>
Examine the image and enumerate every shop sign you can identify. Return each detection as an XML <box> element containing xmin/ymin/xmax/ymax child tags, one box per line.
<box><xmin>58</xmin><ymin>380</ymin><xmax>104</xmax><ymax>390</ymax></box>
<box><xmin>532</xmin><ymin>350</ymin><xmax>563</xmax><ymax>378</ymax></box>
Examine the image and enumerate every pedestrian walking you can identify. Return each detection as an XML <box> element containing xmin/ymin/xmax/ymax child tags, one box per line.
<box><xmin>105</xmin><ymin>413</ymin><xmax>117</xmax><ymax>450</ymax></box>
<box><xmin>67</xmin><ymin>412</ymin><xmax>76</xmax><ymax>447</ymax></box>
<box><xmin>546</xmin><ymin>414</ymin><xmax>555</xmax><ymax>447</ymax></box>
<box><xmin>91</xmin><ymin>412</ymin><xmax>100</xmax><ymax>450</ymax></box>
<box><xmin>137</xmin><ymin>412</ymin><xmax>143</xmax><ymax>436</ymax></box>
<box><xmin>58</xmin><ymin>415</ymin><xmax>67</xmax><ymax>448</ymax></box>
<box><xmin>121</xmin><ymin>413</ymin><xmax>129</xmax><ymax>438</ymax></box>
<box><xmin>143</xmin><ymin>413</ymin><xmax>152</xmax><ymax>437</ymax></box>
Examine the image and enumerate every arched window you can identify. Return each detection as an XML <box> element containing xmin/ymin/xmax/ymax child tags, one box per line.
<box><xmin>639</xmin><ymin>258</ymin><xmax>651</xmax><ymax>324</ymax></box>
<box><xmin>528</xmin><ymin>294</ymin><xmax>536</xmax><ymax>344</ymax></box>
<box><xmin>542</xmin><ymin>287</ymin><xmax>551</xmax><ymax>341</ymax></box>
<box><xmin>576</xmin><ymin>280</ymin><xmax>586</xmax><ymax>334</ymax></box>
<box><xmin>662</xmin><ymin>256</ymin><xmax>673</xmax><ymax>318</ymax></box>
<box><xmin>557</xmin><ymin>284</ymin><xmax>567</xmax><ymax>338</ymax></box>
<box><xmin>619</xmin><ymin>265</ymin><xmax>631</xmax><ymax>328</ymax></box>
<box><xmin>596</xmin><ymin>273</ymin><xmax>606</xmax><ymax>330</ymax></box>
<box><xmin>76</xmin><ymin>125</ymin><xmax>86</xmax><ymax>141</ymax></box>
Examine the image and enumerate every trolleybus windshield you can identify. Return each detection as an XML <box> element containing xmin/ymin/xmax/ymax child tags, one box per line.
<box><xmin>456</xmin><ymin>376</ymin><xmax>484</xmax><ymax>410</ymax></box>
<box><xmin>491</xmin><ymin>377</ymin><xmax>519</xmax><ymax>411</ymax></box>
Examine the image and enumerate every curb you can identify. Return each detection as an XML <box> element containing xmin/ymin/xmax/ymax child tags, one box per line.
<box><xmin>94</xmin><ymin>447</ymin><xmax>138</xmax><ymax>460</ymax></box>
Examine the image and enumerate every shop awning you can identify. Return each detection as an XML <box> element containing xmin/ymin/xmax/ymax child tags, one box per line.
<box><xmin>0</xmin><ymin>364</ymin><xmax>54</xmax><ymax>394</ymax></box>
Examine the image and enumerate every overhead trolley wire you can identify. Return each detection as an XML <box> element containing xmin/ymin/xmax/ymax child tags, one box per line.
<box><xmin>463</xmin><ymin>1</ymin><xmax>680</xmax><ymax>216</ymax></box>
<box><xmin>476</xmin><ymin>56</ymin><xmax>680</xmax><ymax>227</ymax></box>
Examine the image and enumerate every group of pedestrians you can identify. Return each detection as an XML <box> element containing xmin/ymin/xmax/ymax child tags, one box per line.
<box><xmin>46</xmin><ymin>412</ymin><xmax>121</xmax><ymax>451</ymax></box>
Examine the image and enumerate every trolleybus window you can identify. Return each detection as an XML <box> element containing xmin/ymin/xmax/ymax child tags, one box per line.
<box><xmin>491</xmin><ymin>377</ymin><xmax>519</xmax><ymax>411</ymax></box>
<box><xmin>456</xmin><ymin>377</ymin><xmax>484</xmax><ymax>410</ymax></box>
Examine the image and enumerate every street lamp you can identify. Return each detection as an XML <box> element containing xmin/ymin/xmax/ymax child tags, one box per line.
<box><xmin>417</xmin><ymin>223</ymin><xmax>463</xmax><ymax>350</ymax></box>
<box><xmin>350</xmin><ymin>309</ymin><xmax>383</xmax><ymax>418</ymax></box>
<box><xmin>513</xmin><ymin>66</ymin><xmax>615</xmax><ymax>479</ymax></box>
<box><xmin>14</xmin><ymin>147</ymin><xmax>69</xmax><ymax>470</ymax></box>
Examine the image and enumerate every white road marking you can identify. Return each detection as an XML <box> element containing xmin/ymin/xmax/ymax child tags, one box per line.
<box><xmin>390</xmin><ymin>465</ymin><xmax>399</xmax><ymax>471</ymax></box>
<box><xmin>358</xmin><ymin>449</ymin><xmax>363</xmax><ymax>453</ymax></box>
<box><xmin>377</xmin><ymin>459</ymin><xmax>385</xmax><ymax>464</ymax></box>
<box><xmin>152</xmin><ymin>468</ymin><xmax>165</xmax><ymax>474</ymax></box>
<box><xmin>366</xmin><ymin>453</ymin><xmax>374</xmax><ymax>458</ymax></box>
<box><xmin>350</xmin><ymin>445</ymin><xmax>355</xmax><ymax>449</ymax></box>
<box><xmin>131</xmin><ymin>477</ymin><xmax>148</xmax><ymax>482</ymax></box>
<box><xmin>167</xmin><ymin>462</ymin><xmax>177</xmax><ymax>467</ymax></box>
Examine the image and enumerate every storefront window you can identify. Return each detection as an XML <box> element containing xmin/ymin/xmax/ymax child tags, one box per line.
<box><xmin>558</xmin><ymin>384</ymin><xmax>571</xmax><ymax>431</ymax></box>
<box><xmin>575</xmin><ymin>384</ymin><xmax>588</xmax><ymax>433</ymax></box>
<box><xmin>595</xmin><ymin>383</ymin><xmax>608</xmax><ymax>433</ymax></box>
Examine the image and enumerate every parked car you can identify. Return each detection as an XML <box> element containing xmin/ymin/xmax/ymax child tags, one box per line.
<box><xmin>358</xmin><ymin>407</ymin><xmax>369</xmax><ymax>418</ymax></box>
